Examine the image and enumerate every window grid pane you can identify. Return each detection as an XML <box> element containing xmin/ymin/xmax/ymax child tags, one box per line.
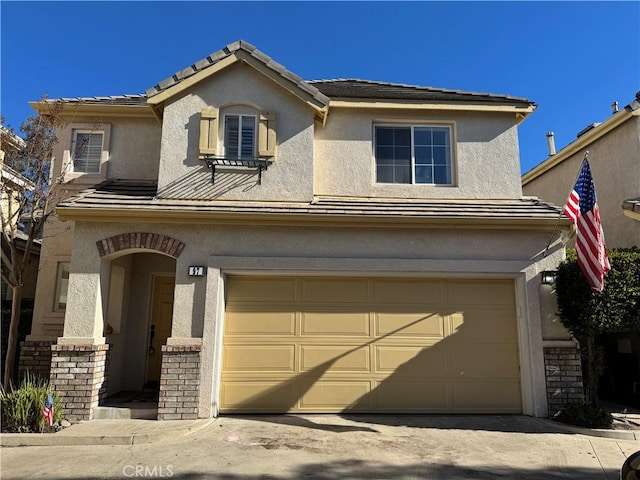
<box><xmin>375</xmin><ymin>127</ymin><xmax>411</xmax><ymax>184</ymax></box>
<box><xmin>240</xmin><ymin>116</ymin><xmax>255</xmax><ymax>158</ymax></box>
<box><xmin>225</xmin><ymin>116</ymin><xmax>240</xmax><ymax>158</ymax></box>
<box><xmin>225</xmin><ymin>115</ymin><xmax>255</xmax><ymax>159</ymax></box>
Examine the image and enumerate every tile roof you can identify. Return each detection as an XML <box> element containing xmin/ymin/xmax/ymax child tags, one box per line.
<box><xmin>58</xmin><ymin>180</ymin><xmax>565</xmax><ymax>224</ymax></box>
<box><xmin>309</xmin><ymin>79</ymin><xmax>535</xmax><ymax>107</ymax></box>
<box><xmin>40</xmin><ymin>94</ymin><xmax>147</xmax><ymax>106</ymax></box>
<box><xmin>39</xmin><ymin>43</ymin><xmax>534</xmax><ymax>109</ymax></box>
<box><xmin>145</xmin><ymin>40</ymin><xmax>330</xmax><ymax>108</ymax></box>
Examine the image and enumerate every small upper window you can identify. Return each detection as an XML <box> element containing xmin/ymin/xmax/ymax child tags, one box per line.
<box><xmin>224</xmin><ymin>115</ymin><xmax>256</xmax><ymax>159</ymax></box>
<box><xmin>375</xmin><ymin>125</ymin><xmax>453</xmax><ymax>185</ymax></box>
<box><xmin>72</xmin><ymin>130</ymin><xmax>103</xmax><ymax>174</ymax></box>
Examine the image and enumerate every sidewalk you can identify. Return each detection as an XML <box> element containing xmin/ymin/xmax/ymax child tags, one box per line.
<box><xmin>0</xmin><ymin>418</ymin><xmax>216</xmax><ymax>446</ymax></box>
<box><xmin>0</xmin><ymin>414</ymin><xmax>638</xmax><ymax>448</ymax></box>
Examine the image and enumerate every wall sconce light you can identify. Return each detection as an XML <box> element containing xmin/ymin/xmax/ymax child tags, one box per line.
<box><xmin>541</xmin><ymin>270</ymin><xmax>558</xmax><ymax>285</ymax></box>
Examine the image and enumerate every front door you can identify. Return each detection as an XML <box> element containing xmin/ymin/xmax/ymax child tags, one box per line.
<box><xmin>146</xmin><ymin>275</ymin><xmax>175</xmax><ymax>386</ymax></box>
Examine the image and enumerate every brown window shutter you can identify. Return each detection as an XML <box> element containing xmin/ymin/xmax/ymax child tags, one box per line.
<box><xmin>199</xmin><ymin>107</ymin><xmax>218</xmax><ymax>158</ymax></box>
<box><xmin>258</xmin><ymin>113</ymin><xmax>276</xmax><ymax>158</ymax></box>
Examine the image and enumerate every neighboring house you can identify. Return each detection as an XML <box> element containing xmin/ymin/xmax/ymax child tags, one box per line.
<box><xmin>523</xmin><ymin>92</ymin><xmax>640</xmax><ymax>408</ymax></box>
<box><xmin>523</xmin><ymin>92</ymin><xmax>640</xmax><ymax>247</ymax></box>
<box><xmin>22</xmin><ymin>41</ymin><xmax>575</xmax><ymax>423</ymax></box>
<box><xmin>1</xmin><ymin>128</ymin><xmax>40</xmax><ymax>303</ymax></box>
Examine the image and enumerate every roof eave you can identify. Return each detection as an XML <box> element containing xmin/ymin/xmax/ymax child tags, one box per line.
<box><xmin>29</xmin><ymin>102</ymin><xmax>155</xmax><ymax>119</ymax></box>
<box><xmin>328</xmin><ymin>98</ymin><xmax>535</xmax><ymax>119</ymax></box>
<box><xmin>57</xmin><ymin>205</ymin><xmax>569</xmax><ymax>230</ymax></box>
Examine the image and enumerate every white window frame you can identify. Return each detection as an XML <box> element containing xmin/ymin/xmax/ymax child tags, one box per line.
<box><xmin>54</xmin><ymin>262</ymin><xmax>70</xmax><ymax>312</ymax></box>
<box><xmin>374</xmin><ymin>124</ymin><xmax>454</xmax><ymax>186</ymax></box>
<box><xmin>222</xmin><ymin>114</ymin><xmax>257</xmax><ymax>159</ymax></box>
<box><xmin>63</xmin><ymin>123</ymin><xmax>111</xmax><ymax>182</ymax></box>
<box><xmin>71</xmin><ymin>130</ymin><xmax>103</xmax><ymax>174</ymax></box>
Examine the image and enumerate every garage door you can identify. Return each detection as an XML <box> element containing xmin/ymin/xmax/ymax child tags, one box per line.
<box><xmin>221</xmin><ymin>276</ymin><xmax>521</xmax><ymax>413</ymax></box>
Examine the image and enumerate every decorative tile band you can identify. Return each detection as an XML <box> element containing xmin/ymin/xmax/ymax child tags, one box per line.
<box><xmin>96</xmin><ymin>232</ymin><xmax>185</xmax><ymax>258</ymax></box>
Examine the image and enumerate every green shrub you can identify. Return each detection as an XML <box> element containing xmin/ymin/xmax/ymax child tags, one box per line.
<box><xmin>0</xmin><ymin>374</ymin><xmax>63</xmax><ymax>432</ymax></box>
<box><xmin>553</xmin><ymin>402</ymin><xmax>613</xmax><ymax>429</ymax></box>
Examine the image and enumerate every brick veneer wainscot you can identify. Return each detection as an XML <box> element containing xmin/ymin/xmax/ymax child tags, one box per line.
<box><xmin>49</xmin><ymin>343</ymin><xmax>109</xmax><ymax>423</ymax></box>
<box><xmin>544</xmin><ymin>346</ymin><xmax>585</xmax><ymax>416</ymax></box>
<box><xmin>157</xmin><ymin>344</ymin><xmax>201</xmax><ymax>420</ymax></box>
<box><xmin>18</xmin><ymin>340</ymin><xmax>55</xmax><ymax>381</ymax></box>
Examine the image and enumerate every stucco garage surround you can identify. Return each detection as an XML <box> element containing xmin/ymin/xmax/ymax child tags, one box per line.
<box><xmin>221</xmin><ymin>276</ymin><xmax>521</xmax><ymax>413</ymax></box>
<box><xmin>64</xmin><ymin>221</ymin><xmax>563</xmax><ymax>418</ymax></box>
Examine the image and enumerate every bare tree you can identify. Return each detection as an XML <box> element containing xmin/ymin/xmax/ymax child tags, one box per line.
<box><xmin>1</xmin><ymin>100</ymin><xmax>66</xmax><ymax>389</ymax></box>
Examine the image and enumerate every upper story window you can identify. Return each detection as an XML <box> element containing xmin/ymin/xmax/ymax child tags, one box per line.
<box><xmin>224</xmin><ymin>114</ymin><xmax>256</xmax><ymax>159</ymax></box>
<box><xmin>375</xmin><ymin>125</ymin><xmax>453</xmax><ymax>185</ymax></box>
<box><xmin>63</xmin><ymin>124</ymin><xmax>111</xmax><ymax>181</ymax></box>
<box><xmin>199</xmin><ymin>107</ymin><xmax>276</xmax><ymax>160</ymax></box>
<box><xmin>72</xmin><ymin>130</ymin><xmax>103</xmax><ymax>174</ymax></box>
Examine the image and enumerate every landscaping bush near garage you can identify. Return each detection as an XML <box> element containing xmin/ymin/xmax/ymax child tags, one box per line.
<box><xmin>556</xmin><ymin>248</ymin><xmax>640</xmax><ymax>407</ymax></box>
<box><xmin>553</xmin><ymin>402</ymin><xmax>613</xmax><ymax>429</ymax></box>
<box><xmin>0</xmin><ymin>374</ymin><xmax>62</xmax><ymax>432</ymax></box>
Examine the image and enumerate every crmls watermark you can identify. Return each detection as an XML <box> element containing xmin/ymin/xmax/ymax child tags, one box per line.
<box><xmin>122</xmin><ymin>465</ymin><xmax>174</xmax><ymax>478</ymax></box>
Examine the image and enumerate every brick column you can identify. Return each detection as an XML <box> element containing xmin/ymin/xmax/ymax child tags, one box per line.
<box><xmin>18</xmin><ymin>340</ymin><xmax>55</xmax><ymax>381</ymax></box>
<box><xmin>50</xmin><ymin>343</ymin><xmax>109</xmax><ymax>423</ymax></box>
<box><xmin>157</xmin><ymin>344</ymin><xmax>201</xmax><ymax>420</ymax></box>
<box><xmin>544</xmin><ymin>346</ymin><xmax>585</xmax><ymax>416</ymax></box>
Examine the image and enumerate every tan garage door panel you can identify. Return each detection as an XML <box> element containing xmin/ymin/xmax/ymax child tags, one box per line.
<box><xmin>222</xmin><ymin>276</ymin><xmax>521</xmax><ymax>414</ymax></box>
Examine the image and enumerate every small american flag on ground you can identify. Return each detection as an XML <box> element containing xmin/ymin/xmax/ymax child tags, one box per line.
<box><xmin>563</xmin><ymin>158</ymin><xmax>610</xmax><ymax>292</ymax></box>
<box><xmin>42</xmin><ymin>393</ymin><xmax>54</xmax><ymax>427</ymax></box>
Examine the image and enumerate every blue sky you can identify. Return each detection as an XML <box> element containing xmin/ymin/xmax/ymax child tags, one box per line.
<box><xmin>1</xmin><ymin>1</ymin><xmax>638</xmax><ymax>174</ymax></box>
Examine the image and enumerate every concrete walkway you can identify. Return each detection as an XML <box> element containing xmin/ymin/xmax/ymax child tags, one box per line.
<box><xmin>0</xmin><ymin>418</ymin><xmax>216</xmax><ymax>446</ymax></box>
<box><xmin>1</xmin><ymin>413</ymin><xmax>636</xmax><ymax>447</ymax></box>
<box><xmin>1</xmin><ymin>415</ymin><xmax>638</xmax><ymax>480</ymax></box>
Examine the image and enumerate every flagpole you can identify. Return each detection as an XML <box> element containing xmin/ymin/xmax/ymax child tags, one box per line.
<box><xmin>542</xmin><ymin>151</ymin><xmax>589</xmax><ymax>257</ymax></box>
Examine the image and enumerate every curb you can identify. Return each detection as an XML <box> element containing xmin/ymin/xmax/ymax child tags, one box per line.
<box><xmin>535</xmin><ymin>417</ymin><xmax>640</xmax><ymax>441</ymax></box>
<box><xmin>0</xmin><ymin>419</ymin><xmax>216</xmax><ymax>447</ymax></box>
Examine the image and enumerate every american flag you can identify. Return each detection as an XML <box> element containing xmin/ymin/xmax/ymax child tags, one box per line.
<box><xmin>563</xmin><ymin>159</ymin><xmax>610</xmax><ymax>292</ymax></box>
<box><xmin>42</xmin><ymin>393</ymin><xmax>54</xmax><ymax>427</ymax></box>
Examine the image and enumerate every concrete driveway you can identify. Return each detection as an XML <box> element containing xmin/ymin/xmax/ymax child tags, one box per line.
<box><xmin>1</xmin><ymin>414</ymin><xmax>638</xmax><ymax>479</ymax></box>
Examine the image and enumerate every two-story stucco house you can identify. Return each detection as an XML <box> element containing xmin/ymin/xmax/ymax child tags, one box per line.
<box><xmin>21</xmin><ymin>41</ymin><xmax>576</xmax><ymax>422</ymax></box>
<box><xmin>523</xmin><ymin>92</ymin><xmax>640</xmax><ymax>247</ymax></box>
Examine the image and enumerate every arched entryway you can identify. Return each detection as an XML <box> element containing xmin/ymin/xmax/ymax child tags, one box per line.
<box><xmin>94</xmin><ymin>233</ymin><xmax>183</xmax><ymax>419</ymax></box>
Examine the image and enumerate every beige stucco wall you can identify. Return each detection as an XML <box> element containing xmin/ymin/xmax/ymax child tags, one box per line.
<box><xmin>157</xmin><ymin>62</ymin><xmax>315</xmax><ymax>202</ymax></box>
<box><xmin>316</xmin><ymin>109</ymin><xmax>523</xmax><ymax>199</ymax></box>
<box><xmin>52</xmin><ymin>116</ymin><xmax>161</xmax><ymax>186</ymax></box>
<box><xmin>28</xmin><ymin>215</ymin><xmax>73</xmax><ymax>340</ymax></box>
<box><xmin>62</xmin><ymin>219</ymin><xmax>567</xmax><ymax>417</ymax></box>
<box><xmin>28</xmin><ymin>116</ymin><xmax>161</xmax><ymax>338</ymax></box>
<box><xmin>524</xmin><ymin>117</ymin><xmax>640</xmax><ymax>248</ymax></box>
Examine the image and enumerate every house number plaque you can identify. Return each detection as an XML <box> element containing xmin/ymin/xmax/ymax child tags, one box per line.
<box><xmin>188</xmin><ymin>266</ymin><xmax>204</xmax><ymax>276</ymax></box>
